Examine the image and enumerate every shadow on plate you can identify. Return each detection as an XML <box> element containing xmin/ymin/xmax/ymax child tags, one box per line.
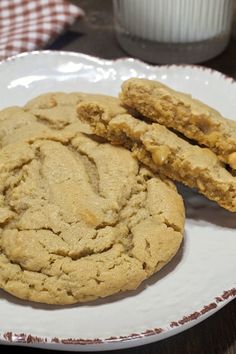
<box><xmin>0</xmin><ymin>240</ymin><xmax>185</xmax><ymax>310</ymax></box>
<box><xmin>177</xmin><ymin>183</ymin><xmax>236</xmax><ymax>229</ymax></box>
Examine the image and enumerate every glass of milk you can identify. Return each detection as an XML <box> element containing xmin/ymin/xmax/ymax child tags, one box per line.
<box><xmin>113</xmin><ymin>0</ymin><xmax>234</xmax><ymax>64</ymax></box>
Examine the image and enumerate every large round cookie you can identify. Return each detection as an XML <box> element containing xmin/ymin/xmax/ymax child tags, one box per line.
<box><xmin>0</xmin><ymin>132</ymin><xmax>184</xmax><ymax>304</ymax></box>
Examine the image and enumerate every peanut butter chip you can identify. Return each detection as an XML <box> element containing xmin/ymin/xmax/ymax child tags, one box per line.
<box><xmin>196</xmin><ymin>179</ymin><xmax>205</xmax><ymax>191</ymax></box>
<box><xmin>150</xmin><ymin>146</ymin><xmax>170</xmax><ymax>166</ymax></box>
<box><xmin>228</xmin><ymin>152</ymin><xmax>236</xmax><ymax>169</ymax></box>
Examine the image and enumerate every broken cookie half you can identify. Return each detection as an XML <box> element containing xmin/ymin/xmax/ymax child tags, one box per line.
<box><xmin>78</xmin><ymin>98</ymin><xmax>236</xmax><ymax>212</ymax></box>
<box><xmin>120</xmin><ymin>78</ymin><xmax>236</xmax><ymax>170</ymax></box>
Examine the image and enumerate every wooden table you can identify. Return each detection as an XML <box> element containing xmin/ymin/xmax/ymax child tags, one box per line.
<box><xmin>2</xmin><ymin>1</ymin><xmax>236</xmax><ymax>353</ymax></box>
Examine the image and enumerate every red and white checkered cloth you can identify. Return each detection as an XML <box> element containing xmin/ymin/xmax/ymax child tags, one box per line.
<box><xmin>0</xmin><ymin>0</ymin><xmax>84</xmax><ymax>60</ymax></box>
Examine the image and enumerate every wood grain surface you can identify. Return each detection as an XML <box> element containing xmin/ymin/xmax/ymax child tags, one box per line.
<box><xmin>1</xmin><ymin>1</ymin><xmax>236</xmax><ymax>353</ymax></box>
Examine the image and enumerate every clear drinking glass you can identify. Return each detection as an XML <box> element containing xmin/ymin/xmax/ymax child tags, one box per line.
<box><xmin>113</xmin><ymin>0</ymin><xmax>234</xmax><ymax>64</ymax></box>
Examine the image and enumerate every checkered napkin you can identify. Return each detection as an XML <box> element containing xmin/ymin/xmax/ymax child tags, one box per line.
<box><xmin>0</xmin><ymin>0</ymin><xmax>84</xmax><ymax>60</ymax></box>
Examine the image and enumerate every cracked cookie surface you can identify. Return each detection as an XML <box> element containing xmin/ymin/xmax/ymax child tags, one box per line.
<box><xmin>78</xmin><ymin>99</ymin><xmax>236</xmax><ymax>212</ymax></box>
<box><xmin>0</xmin><ymin>92</ymin><xmax>125</xmax><ymax>148</ymax></box>
<box><xmin>0</xmin><ymin>132</ymin><xmax>184</xmax><ymax>304</ymax></box>
<box><xmin>120</xmin><ymin>78</ymin><xmax>236</xmax><ymax>169</ymax></box>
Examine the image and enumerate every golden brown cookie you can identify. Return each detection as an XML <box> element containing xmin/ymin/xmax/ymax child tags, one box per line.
<box><xmin>120</xmin><ymin>78</ymin><xmax>236</xmax><ymax>169</ymax></box>
<box><xmin>0</xmin><ymin>132</ymin><xmax>184</xmax><ymax>304</ymax></box>
<box><xmin>78</xmin><ymin>99</ymin><xmax>236</xmax><ymax>212</ymax></box>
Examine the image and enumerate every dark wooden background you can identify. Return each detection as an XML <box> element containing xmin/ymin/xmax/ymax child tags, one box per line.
<box><xmin>1</xmin><ymin>1</ymin><xmax>236</xmax><ymax>353</ymax></box>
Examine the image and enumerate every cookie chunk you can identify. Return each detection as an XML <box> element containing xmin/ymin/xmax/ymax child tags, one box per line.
<box><xmin>120</xmin><ymin>78</ymin><xmax>236</xmax><ymax>169</ymax></box>
<box><xmin>78</xmin><ymin>99</ymin><xmax>236</xmax><ymax>212</ymax></box>
<box><xmin>0</xmin><ymin>133</ymin><xmax>184</xmax><ymax>304</ymax></box>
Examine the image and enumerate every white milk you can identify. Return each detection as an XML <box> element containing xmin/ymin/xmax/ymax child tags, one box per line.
<box><xmin>114</xmin><ymin>0</ymin><xmax>234</xmax><ymax>43</ymax></box>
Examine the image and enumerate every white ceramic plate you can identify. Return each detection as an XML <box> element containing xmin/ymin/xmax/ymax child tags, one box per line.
<box><xmin>0</xmin><ymin>51</ymin><xmax>235</xmax><ymax>351</ymax></box>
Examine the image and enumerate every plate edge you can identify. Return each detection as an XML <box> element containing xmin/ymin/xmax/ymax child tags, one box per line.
<box><xmin>0</xmin><ymin>50</ymin><xmax>235</xmax><ymax>85</ymax></box>
<box><xmin>0</xmin><ymin>288</ymin><xmax>235</xmax><ymax>347</ymax></box>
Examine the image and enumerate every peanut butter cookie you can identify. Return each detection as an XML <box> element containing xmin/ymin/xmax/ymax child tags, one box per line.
<box><xmin>0</xmin><ymin>133</ymin><xmax>184</xmax><ymax>304</ymax></box>
<box><xmin>78</xmin><ymin>99</ymin><xmax>236</xmax><ymax>212</ymax></box>
<box><xmin>120</xmin><ymin>78</ymin><xmax>236</xmax><ymax>169</ymax></box>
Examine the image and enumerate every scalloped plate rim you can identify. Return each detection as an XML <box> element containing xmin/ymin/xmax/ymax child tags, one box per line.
<box><xmin>0</xmin><ymin>50</ymin><xmax>235</xmax><ymax>351</ymax></box>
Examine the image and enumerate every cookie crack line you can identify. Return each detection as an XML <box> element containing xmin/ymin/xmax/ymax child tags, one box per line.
<box><xmin>67</xmin><ymin>143</ymin><xmax>102</xmax><ymax>197</ymax></box>
<box><xmin>33</xmin><ymin>112</ymin><xmax>71</xmax><ymax>129</ymax></box>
